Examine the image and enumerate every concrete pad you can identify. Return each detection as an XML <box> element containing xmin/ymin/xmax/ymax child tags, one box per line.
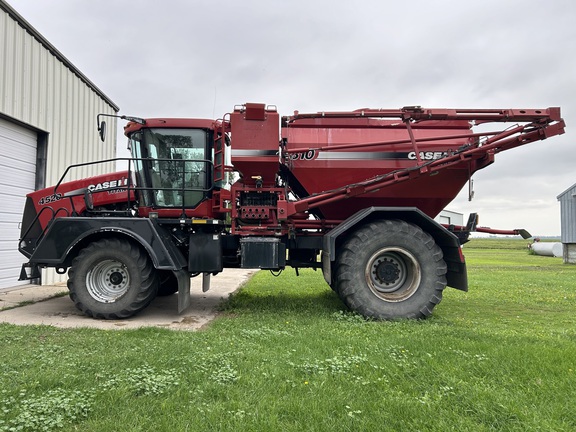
<box><xmin>0</xmin><ymin>269</ymin><xmax>255</xmax><ymax>331</ymax></box>
<box><xmin>0</xmin><ymin>284</ymin><xmax>68</xmax><ymax>308</ymax></box>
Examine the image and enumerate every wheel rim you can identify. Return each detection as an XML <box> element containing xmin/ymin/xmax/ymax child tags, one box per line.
<box><xmin>86</xmin><ymin>259</ymin><xmax>130</xmax><ymax>303</ymax></box>
<box><xmin>365</xmin><ymin>247</ymin><xmax>421</xmax><ymax>302</ymax></box>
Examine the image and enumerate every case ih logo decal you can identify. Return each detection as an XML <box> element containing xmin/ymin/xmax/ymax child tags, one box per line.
<box><xmin>87</xmin><ymin>178</ymin><xmax>129</xmax><ymax>192</ymax></box>
<box><xmin>408</xmin><ymin>151</ymin><xmax>448</xmax><ymax>160</ymax></box>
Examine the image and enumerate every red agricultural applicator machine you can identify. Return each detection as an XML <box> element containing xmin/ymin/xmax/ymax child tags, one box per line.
<box><xmin>18</xmin><ymin>103</ymin><xmax>565</xmax><ymax>320</ymax></box>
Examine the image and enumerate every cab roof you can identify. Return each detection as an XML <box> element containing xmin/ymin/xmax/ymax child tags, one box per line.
<box><xmin>124</xmin><ymin>118</ymin><xmax>215</xmax><ymax>136</ymax></box>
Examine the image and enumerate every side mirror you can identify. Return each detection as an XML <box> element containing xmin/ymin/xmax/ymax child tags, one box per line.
<box><xmin>98</xmin><ymin>120</ymin><xmax>107</xmax><ymax>142</ymax></box>
<box><xmin>96</xmin><ymin>113</ymin><xmax>145</xmax><ymax>143</ymax></box>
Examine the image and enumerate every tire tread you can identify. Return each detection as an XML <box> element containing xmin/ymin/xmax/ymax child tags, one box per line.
<box><xmin>68</xmin><ymin>238</ymin><xmax>158</xmax><ymax>319</ymax></box>
<box><xmin>334</xmin><ymin>220</ymin><xmax>447</xmax><ymax>320</ymax></box>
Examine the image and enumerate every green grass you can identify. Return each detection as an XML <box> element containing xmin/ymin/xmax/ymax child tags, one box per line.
<box><xmin>1</xmin><ymin>238</ymin><xmax>575</xmax><ymax>431</ymax></box>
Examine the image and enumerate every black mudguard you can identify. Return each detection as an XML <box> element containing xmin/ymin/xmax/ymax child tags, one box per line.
<box><xmin>322</xmin><ymin>207</ymin><xmax>468</xmax><ymax>291</ymax></box>
<box><xmin>26</xmin><ymin>217</ymin><xmax>187</xmax><ymax>271</ymax></box>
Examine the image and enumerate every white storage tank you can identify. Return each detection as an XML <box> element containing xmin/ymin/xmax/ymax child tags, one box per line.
<box><xmin>530</xmin><ymin>242</ymin><xmax>563</xmax><ymax>258</ymax></box>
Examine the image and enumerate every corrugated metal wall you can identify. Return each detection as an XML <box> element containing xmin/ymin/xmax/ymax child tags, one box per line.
<box><xmin>558</xmin><ymin>184</ymin><xmax>576</xmax><ymax>244</ymax></box>
<box><xmin>0</xmin><ymin>4</ymin><xmax>118</xmax><ymax>284</ymax></box>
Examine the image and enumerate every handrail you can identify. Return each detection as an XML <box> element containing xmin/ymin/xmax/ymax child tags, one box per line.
<box><xmin>19</xmin><ymin>205</ymin><xmax>70</xmax><ymax>255</ymax></box>
<box><xmin>51</xmin><ymin>157</ymin><xmax>216</xmax><ymax>216</ymax></box>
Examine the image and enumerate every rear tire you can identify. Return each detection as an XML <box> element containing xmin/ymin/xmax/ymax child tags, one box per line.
<box><xmin>68</xmin><ymin>238</ymin><xmax>158</xmax><ymax>319</ymax></box>
<box><xmin>334</xmin><ymin>220</ymin><xmax>447</xmax><ymax>319</ymax></box>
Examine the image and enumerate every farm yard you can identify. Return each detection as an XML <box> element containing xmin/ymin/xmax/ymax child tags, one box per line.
<box><xmin>1</xmin><ymin>238</ymin><xmax>575</xmax><ymax>431</ymax></box>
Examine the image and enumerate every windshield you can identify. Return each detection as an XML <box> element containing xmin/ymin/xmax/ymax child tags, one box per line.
<box><xmin>130</xmin><ymin>128</ymin><xmax>210</xmax><ymax>208</ymax></box>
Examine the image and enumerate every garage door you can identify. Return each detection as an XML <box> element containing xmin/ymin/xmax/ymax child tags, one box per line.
<box><xmin>0</xmin><ymin>118</ymin><xmax>37</xmax><ymax>289</ymax></box>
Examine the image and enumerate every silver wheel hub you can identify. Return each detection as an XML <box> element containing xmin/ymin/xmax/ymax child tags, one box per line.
<box><xmin>86</xmin><ymin>260</ymin><xmax>130</xmax><ymax>303</ymax></box>
<box><xmin>365</xmin><ymin>247</ymin><xmax>421</xmax><ymax>302</ymax></box>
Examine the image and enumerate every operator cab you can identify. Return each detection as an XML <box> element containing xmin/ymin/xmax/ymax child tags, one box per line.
<box><xmin>129</xmin><ymin>127</ymin><xmax>210</xmax><ymax>208</ymax></box>
<box><xmin>95</xmin><ymin>113</ymin><xmax>232</xmax><ymax>219</ymax></box>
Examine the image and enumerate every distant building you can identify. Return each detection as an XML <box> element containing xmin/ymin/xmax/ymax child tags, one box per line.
<box><xmin>0</xmin><ymin>1</ymin><xmax>119</xmax><ymax>289</ymax></box>
<box><xmin>435</xmin><ymin>210</ymin><xmax>463</xmax><ymax>227</ymax></box>
<box><xmin>557</xmin><ymin>183</ymin><xmax>576</xmax><ymax>264</ymax></box>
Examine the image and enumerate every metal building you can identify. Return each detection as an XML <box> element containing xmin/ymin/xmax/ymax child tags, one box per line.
<box><xmin>557</xmin><ymin>183</ymin><xmax>576</xmax><ymax>264</ymax></box>
<box><xmin>435</xmin><ymin>210</ymin><xmax>463</xmax><ymax>227</ymax></box>
<box><xmin>0</xmin><ymin>1</ymin><xmax>119</xmax><ymax>289</ymax></box>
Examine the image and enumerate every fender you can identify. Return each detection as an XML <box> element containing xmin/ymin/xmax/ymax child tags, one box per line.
<box><xmin>26</xmin><ymin>217</ymin><xmax>187</xmax><ymax>271</ymax></box>
<box><xmin>322</xmin><ymin>207</ymin><xmax>467</xmax><ymax>291</ymax></box>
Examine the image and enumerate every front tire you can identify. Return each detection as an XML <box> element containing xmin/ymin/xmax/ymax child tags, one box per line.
<box><xmin>334</xmin><ymin>220</ymin><xmax>447</xmax><ymax>319</ymax></box>
<box><xmin>68</xmin><ymin>238</ymin><xmax>158</xmax><ymax>319</ymax></box>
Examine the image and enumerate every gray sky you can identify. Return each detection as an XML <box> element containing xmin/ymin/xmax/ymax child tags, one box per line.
<box><xmin>7</xmin><ymin>0</ymin><xmax>576</xmax><ymax>236</ymax></box>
